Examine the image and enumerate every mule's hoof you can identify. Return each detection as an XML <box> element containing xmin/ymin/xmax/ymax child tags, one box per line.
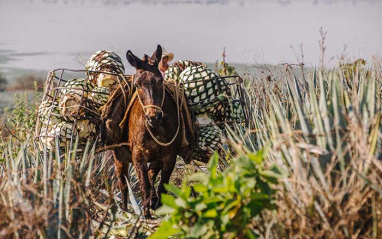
<box><xmin>150</xmin><ymin>197</ymin><xmax>158</xmax><ymax>210</ymax></box>
<box><xmin>144</xmin><ymin>213</ymin><xmax>152</xmax><ymax>220</ymax></box>
<box><xmin>155</xmin><ymin>201</ymin><xmax>162</xmax><ymax>210</ymax></box>
<box><xmin>144</xmin><ymin>208</ymin><xmax>152</xmax><ymax>220</ymax></box>
<box><xmin>120</xmin><ymin>203</ymin><xmax>128</xmax><ymax>212</ymax></box>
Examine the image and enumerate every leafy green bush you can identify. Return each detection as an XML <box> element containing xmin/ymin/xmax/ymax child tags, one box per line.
<box><xmin>218</xmin><ymin>61</ymin><xmax>237</xmax><ymax>77</ymax></box>
<box><xmin>151</xmin><ymin>150</ymin><xmax>286</xmax><ymax>239</ymax></box>
<box><xmin>2</xmin><ymin>92</ymin><xmax>39</xmax><ymax>139</ymax></box>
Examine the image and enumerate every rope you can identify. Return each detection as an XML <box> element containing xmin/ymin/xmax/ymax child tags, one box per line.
<box><xmin>136</xmin><ymin>79</ymin><xmax>182</xmax><ymax>147</ymax></box>
<box><xmin>136</xmin><ymin>80</ymin><xmax>165</xmax><ymax>119</ymax></box>
<box><xmin>118</xmin><ymin>73</ymin><xmax>131</xmax><ymax>109</ymax></box>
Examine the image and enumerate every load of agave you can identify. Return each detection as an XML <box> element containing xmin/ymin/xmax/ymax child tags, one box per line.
<box><xmin>35</xmin><ymin>53</ymin><xmax>250</xmax><ymax>160</ymax></box>
<box><xmin>35</xmin><ymin>50</ymin><xmax>126</xmax><ymax>149</ymax></box>
<box><xmin>164</xmin><ymin>60</ymin><xmax>250</xmax><ymax>161</ymax></box>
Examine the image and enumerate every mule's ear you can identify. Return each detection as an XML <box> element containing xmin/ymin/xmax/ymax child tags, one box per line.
<box><xmin>126</xmin><ymin>50</ymin><xmax>142</xmax><ymax>69</ymax></box>
<box><xmin>149</xmin><ymin>52</ymin><xmax>159</xmax><ymax>65</ymax></box>
<box><xmin>148</xmin><ymin>45</ymin><xmax>162</xmax><ymax>65</ymax></box>
<box><xmin>155</xmin><ymin>45</ymin><xmax>162</xmax><ymax>64</ymax></box>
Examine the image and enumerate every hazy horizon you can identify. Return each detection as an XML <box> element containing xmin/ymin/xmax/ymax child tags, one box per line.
<box><xmin>0</xmin><ymin>0</ymin><xmax>381</xmax><ymax>74</ymax></box>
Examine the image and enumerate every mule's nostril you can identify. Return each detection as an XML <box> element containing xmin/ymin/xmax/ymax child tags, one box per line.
<box><xmin>145</xmin><ymin>114</ymin><xmax>152</xmax><ymax>123</ymax></box>
<box><xmin>156</xmin><ymin>113</ymin><xmax>163</xmax><ymax>122</ymax></box>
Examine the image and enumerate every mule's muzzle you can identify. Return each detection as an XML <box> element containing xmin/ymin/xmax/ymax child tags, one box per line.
<box><xmin>145</xmin><ymin>110</ymin><xmax>163</xmax><ymax>127</ymax></box>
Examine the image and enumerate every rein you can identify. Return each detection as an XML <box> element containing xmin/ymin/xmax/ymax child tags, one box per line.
<box><xmin>134</xmin><ymin>75</ymin><xmax>181</xmax><ymax>147</ymax></box>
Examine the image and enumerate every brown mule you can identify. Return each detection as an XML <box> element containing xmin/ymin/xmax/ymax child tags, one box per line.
<box><xmin>102</xmin><ymin>45</ymin><xmax>186</xmax><ymax>218</ymax></box>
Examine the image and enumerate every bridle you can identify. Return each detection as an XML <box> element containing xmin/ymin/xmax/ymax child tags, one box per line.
<box><xmin>134</xmin><ymin>74</ymin><xmax>181</xmax><ymax>147</ymax></box>
<box><xmin>136</xmin><ymin>78</ymin><xmax>165</xmax><ymax>121</ymax></box>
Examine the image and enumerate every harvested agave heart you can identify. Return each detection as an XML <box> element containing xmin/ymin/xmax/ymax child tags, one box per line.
<box><xmin>179</xmin><ymin>66</ymin><xmax>231</xmax><ymax>115</ymax></box>
<box><xmin>165</xmin><ymin>61</ymin><xmax>244</xmax><ymax>124</ymax></box>
<box><xmin>76</xmin><ymin>119</ymin><xmax>98</xmax><ymax>140</ymax></box>
<box><xmin>59</xmin><ymin>78</ymin><xmax>95</xmax><ymax>120</ymax></box>
<box><xmin>59</xmin><ymin>94</ymin><xmax>86</xmax><ymax>119</ymax></box>
<box><xmin>164</xmin><ymin>65</ymin><xmax>181</xmax><ymax>82</ymax></box>
<box><xmin>96</xmin><ymin>73</ymin><xmax>119</xmax><ymax>88</ymax></box>
<box><xmin>38</xmin><ymin>124</ymin><xmax>55</xmax><ymax>149</ymax></box>
<box><xmin>229</xmin><ymin>100</ymin><xmax>245</xmax><ymax>123</ymax></box>
<box><xmin>85</xmin><ymin>50</ymin><xmax>125</xmax><ymax>86</ymax></box>
<box><xmin>88</xmin><ymin>86</ymin><xmax>110</xmax><ymax>109</ymax></box>
<box><xmin>39</xmin><ymin>122</ymin><xmax>73</xmax><ymax>149</ymax></box>
<box><xmin>207</xmin><ymin>98</ymin><xmax>245</xmax><ymax>123</ymax></box>
<box><xmin>39</xmin><ymin>120</ymin><xmax>98</xmax><ymax>149</ymax></box>
<box><xmin>60</xmin><ymin>78</ymin><xmax>94</xmax><ymax>97</ymax></box>
<box><xmin>196</xmin><ymin>125</ymin><xmax>221</xmax><ymax>152</ymax></box>
<box><xmin>192</xmin><ymin>124</ymin><xmax>222</xmax><ymax>162</ymax></box>
<box><xmin>164</xmin><ymin>60</ymin><xmax>206</xmax><ymax>82</ymax></box>
<box><xmin>38</xmin><ymin>100</ymin><xmax>62</xmax><ymax>125</ymax></box>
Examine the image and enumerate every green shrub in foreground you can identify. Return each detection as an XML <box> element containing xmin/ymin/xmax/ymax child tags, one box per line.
<box><xmin>151</xmin><ymin>150</ymin><xmax>286</xmax><ymax>239</ymax></box>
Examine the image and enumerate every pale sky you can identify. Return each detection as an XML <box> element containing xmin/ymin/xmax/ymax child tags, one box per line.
<box><xmin>0</xmin><ymin>0</ymin><xmax>381</xmax><ymax>72</ymax></box>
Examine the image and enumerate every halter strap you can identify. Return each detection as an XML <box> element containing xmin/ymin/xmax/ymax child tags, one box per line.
<box><xmin>134</xmin><ymin>74</ymin><xmax>181</xmax><ymax>146</ymax></box>
<box><xmin>136</xmin><ymin>82</ymin><xmax>165</xmax><ymax>118</ymax></box>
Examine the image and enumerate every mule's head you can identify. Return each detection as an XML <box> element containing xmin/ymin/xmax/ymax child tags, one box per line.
<box><xmin>126</xmin><ymin>45</ymin><xmax>164</xmax><ymax>128</ymax></box>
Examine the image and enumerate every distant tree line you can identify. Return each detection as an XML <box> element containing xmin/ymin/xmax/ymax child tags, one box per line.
<box><xmin>0</xmin><ymin>72</ymin><xmax>45</xmax><ymax>92</ymax></box>
<box><xmin>0</xmin><ymin>72</ymin><xmax>7</xmax><ymax>92</ymax></box>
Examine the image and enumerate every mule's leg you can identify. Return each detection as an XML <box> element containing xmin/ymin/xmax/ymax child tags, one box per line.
<box><xmin>114</xmin><ymin>156</ymin><xmax>130</xmax><ymax>210</ymax></box>
<box><xmin>148</xmin><ymin>161</ymin><xmax>162</xmax><ymax>210</ymax></box>
<box><xmin>156</xmin><ymin>155</ymin><xmax>177</xmax><ymax>209</ymax></box>
<box><xmin>113</xmin><ymin>146</ymin><xmax>132</xmax><ymax>164</ymax></box>
<box><xmin>132</xmin><ymin>149</ymin><xmax>152</xmax><ymax>218</ymax></box>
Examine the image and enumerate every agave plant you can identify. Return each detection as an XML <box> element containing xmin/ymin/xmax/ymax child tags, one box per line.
<box><xmin>229</xmin><ymin>65</ymin><xmax>382</xmax><ymax>238</ymax></box>
<box><xmin>0</xmin><ymin>135</ymin><xmax>156</xmax><ymax>238</ymax></box>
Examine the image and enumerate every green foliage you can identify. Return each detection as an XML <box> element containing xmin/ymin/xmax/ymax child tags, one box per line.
<box><xmin>151</xmin><ymin>150</ymin><xmax>286</xmax><ymax>239</ymax></box>
<box><xmin>0</xmin><ymin>90</ymin><xmax>154</xmax><ymax>238</ymax></box>
<box><xmin>216</xmin><ymin>61</ymin><xmax>237</xmax><ymax>77</ymax></box>
<box><xmin>0</xmin><ymin>133</ymin><xmax>155</xmax><ymax>238</ymax></box>
<box><xmin>241</xmin><ymin>65</ymin><xmax>382</xmax><ymax>238</ymax></box>
<box><xmin>3</xmin><ymin>90</ymin><xmax>40</xmax><ymax>140</ymax></box>
<box><xmin>340</xmin><ymin>58</ymin><xmax>367</xmax><ymax>88</ymax></box>
<box><xmin>1</xmin><ymin>58</ymin><xmax>382</xmax><ymax>239</ymax></box>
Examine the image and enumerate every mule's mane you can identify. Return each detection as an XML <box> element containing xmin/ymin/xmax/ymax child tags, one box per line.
<box><xmin>141</xmin><ymin>54</ymin><xmax>157</xmax><ymax>67</ymax></box>
<box><xmin>136</xmin><ymin>60</ymin><xmax>162</xmax><ymax>76</ymax></box>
